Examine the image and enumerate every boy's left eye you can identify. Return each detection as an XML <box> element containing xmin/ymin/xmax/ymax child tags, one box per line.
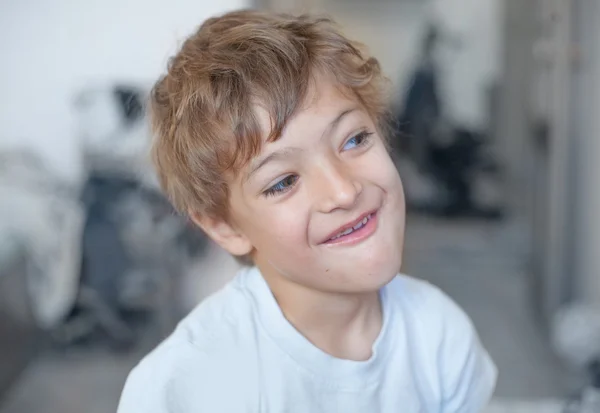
<box><xmin>343</xmin><ymin>130</ymin><xmax>374</xmax><ymax>151</ymax></box>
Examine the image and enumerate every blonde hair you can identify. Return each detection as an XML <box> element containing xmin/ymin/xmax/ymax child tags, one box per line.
<box><xmin>150</xmin><ymin>9</ymin><xmax>389</xmax><ymax>219</ymax></box>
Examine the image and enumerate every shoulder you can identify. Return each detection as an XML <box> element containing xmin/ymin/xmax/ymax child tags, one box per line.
<box><xmin>117</xmin><ymin>273</ymin><xmax>260</xmax><ymax>413</ymax></box>
<box><xmin>385</xmin><ymin>274</ymin><xmax>472</xmax><ymax>330</ymax></box>
<box><xmin>386</xmin><ymin>274</ymin><xmax>488</xmax><ymax>368</ymax></box>
<box><xmin>385</xmin><ymin>274</ymin><xmax>497</xmax><ymax>411</ymax></box>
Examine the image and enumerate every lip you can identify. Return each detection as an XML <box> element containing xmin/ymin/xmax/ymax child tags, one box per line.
<box><xmin>320</xmin><ymin>209</ymin><xmax>379</xmax><ymax>246</ymax></box>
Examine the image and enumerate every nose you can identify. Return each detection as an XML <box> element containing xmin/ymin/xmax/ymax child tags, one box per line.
<box><xmin>312</xmin><ymin>160</ymin><xmax>363</xmax><ymax>213</ymax></box>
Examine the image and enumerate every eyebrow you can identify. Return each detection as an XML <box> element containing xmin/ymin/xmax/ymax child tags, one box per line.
<box><xmin>245</xmin><ymin>106</ymin><xmax>360</xmax><ymax>181</ymax></box>
<box><xmin>320</xmin><ymin>106</ymin><xmax>359</xmax><ymax>143</ymax></box>
<box><xmin>245</xmin><ymin>147</ymin><xmax>301</xmax><ymax>181</ymax></box>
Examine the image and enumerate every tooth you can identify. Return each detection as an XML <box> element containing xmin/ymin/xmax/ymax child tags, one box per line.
<box><xmin>353</xmin><ymin>217</ymin><xmax>368</xmax><ymax>231</ymax></box>
<box><xmin>332</xmin><ymin>218</ymin><xmax>373</xmax><ymax>241</ymax></box>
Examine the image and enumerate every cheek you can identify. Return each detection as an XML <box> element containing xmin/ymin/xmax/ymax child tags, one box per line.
<box><xmin>247</xmin><ymin>207</ymin><xmax>310</xmax><ymax>258</ymax></box>
<box><xmin>368</xmin><ymin>147</ymin><xmax>404</xmax><ymax>191</ymax></box>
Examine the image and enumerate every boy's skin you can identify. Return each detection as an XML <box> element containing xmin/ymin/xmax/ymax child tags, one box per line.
<box><xmin>194</xmin><ymin>73</ymin><xmax>406</xmax><ymax>361</ymax></box>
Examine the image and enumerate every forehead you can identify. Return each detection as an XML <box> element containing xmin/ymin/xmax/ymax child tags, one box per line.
<box><xmin>255</xmin><ymin>78</ymin><xmax>360</xmax><ymax>145</ymax></box>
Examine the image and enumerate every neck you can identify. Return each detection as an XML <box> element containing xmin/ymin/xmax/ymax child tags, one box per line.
<box><xmin>263</xmin><ymin>270</ymin><xmax>383</xmax><ymax>361</ymax></box>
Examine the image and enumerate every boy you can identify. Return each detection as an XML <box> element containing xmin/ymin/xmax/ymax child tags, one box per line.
<box><xmin>117</xmin><ymin>9</ymin><xmax>497</xmax><ymax>413</ymax></box>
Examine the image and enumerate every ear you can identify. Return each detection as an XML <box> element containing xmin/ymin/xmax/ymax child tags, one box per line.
<box><xmin>190</xmin><ymin>212</ymin><xmax>253</xmax><ymax>257</ymax></box>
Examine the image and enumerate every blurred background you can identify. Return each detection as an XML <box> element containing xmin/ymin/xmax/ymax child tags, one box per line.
<box><xmin>1</xmin><ymin>0</ymin><xmax>599</xmax><ymax>412</ymax></box>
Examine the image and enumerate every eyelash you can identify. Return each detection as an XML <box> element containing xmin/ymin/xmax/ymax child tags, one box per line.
<box><xmin>262</xmin><ymin>129</ymin><xmax>374</xmax><ymax>197</ymax></box>
<box><xmin>263</xmin><ymin>174</ymin><xmax>298</xmax><ymax>197</ymax></box>
<box><xmin>343</xmin><ymin>129</ymin><xmax>374</xmax><ymax>150</ymax></box>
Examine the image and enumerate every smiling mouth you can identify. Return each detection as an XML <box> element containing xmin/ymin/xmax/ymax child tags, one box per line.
<box><xmin>328</xmin><ymin>213</ymin><xmax>374</xmax><ymax>241</ymax></box>
<box><xmin>323</xmin><ymin>210</ymin><xmax>378</xmax><ymax>245</ymax></box>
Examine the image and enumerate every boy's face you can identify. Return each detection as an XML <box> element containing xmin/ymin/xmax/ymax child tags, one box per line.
<box><xmin>206</xmin><ymin>77</ymin><xmax>405</xmax><ymax>293</ymax></box>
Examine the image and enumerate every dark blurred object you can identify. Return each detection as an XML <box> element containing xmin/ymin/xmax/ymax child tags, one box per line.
<box><xmin>50</xmin><ymin>84</ymin><xmax>209</xmax><ymax>351</ymax></box>
<box><xmin>114</xmin><ymin>86</ymin><xmax>144</xmax><ymax>125</ymax></box>
<box><xmin>395</xmin><ymin>23</ymin><xmax>504</xmax><ymax>220</ymax></box>
<box><xmin>51</xmin><ymin>173</ymin><xmax>208</xmax><ymax>351</ymax></box>
<box><xmin>395</xmin><ymin>25</ymin><xmax>441</xmax><ymax>167</ymax></box>
<box><xmin>0</xmin><ymin>247</ymin><xmax>40</xmax><ymax>400</ymax></box>
<box><xmin>562</xmin><ymin>360</ymin><xmax>600</xmax><ymax>413</ymax></box>
<box><xmin>73</xmin><ymin>83</ymin><xmax>155</xmax><ymax>186</ymax></box>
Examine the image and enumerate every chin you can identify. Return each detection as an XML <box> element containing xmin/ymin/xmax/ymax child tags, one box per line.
<box><xmin>372</xmin><ymin>256</ymin><xmax>402</xmax><ymax>287</ymax></box>
<box><xmin>342</xmin><ymin>253</ymin><xmax>402</xmax><ymax>293</ymax></box>
<box><xmin>341</xmin><ymin>233</ymin><xmax>404</xmax><ymax>291</ymax></box>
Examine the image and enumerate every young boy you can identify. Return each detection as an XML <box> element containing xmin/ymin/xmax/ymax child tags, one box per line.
<box><xmin>117</xmin><ymin>9</ymin><xmax>497</xmax><ymax>413</ymax></box>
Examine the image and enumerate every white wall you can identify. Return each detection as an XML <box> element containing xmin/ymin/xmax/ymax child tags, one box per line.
<box><xmin>0</xmin><ymin>0</ymin><xmax>247</xmax><ymax>182</ymax></box>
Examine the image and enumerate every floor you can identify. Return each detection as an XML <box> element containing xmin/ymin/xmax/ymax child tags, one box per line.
<box><xmin>0</xmin><ymin>215</ymin><xmax>572</xmax><ymax>413</ymax></box>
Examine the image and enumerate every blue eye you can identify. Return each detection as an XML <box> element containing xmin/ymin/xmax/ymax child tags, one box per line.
<box><xmin>343</xmin><ymin>130</ymin><xmax>374</xmax><ymax>151</ymax></box>
<box><xmin>263</xmin><ymin>174</ymin><xmax>298</xmax><ymax>197</ymax></box>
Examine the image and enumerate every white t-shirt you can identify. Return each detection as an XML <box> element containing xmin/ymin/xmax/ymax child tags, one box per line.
<box><xmin>117</xmin><ymin>267</ymin><xmax>497</xmax><ymax>413</ymax></box>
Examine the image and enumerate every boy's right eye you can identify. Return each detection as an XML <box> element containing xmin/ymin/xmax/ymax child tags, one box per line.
<box><xmin>263</xmin><ymin>175</ymin><xmax>298</xmax><ymax>197</ymax></box>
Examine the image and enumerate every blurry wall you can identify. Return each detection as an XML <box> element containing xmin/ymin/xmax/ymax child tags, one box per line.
<box><xmin>571</xmin><ymin>0</ymin><xmax>600</xmax><ymax>304</ymax></box>
<box><xmin>525</xmin><ymin>0</ymin><xmax>600</xmax><ymax>314</ymax></box>
<box><xmin>498</xmin><ymin>0</ymin><xmax>536</xmax><ymax>213</ymax></box>
<box><xmin>0</xmin><ymin>0</ymin><xmax>248</xmax><ymax>183</ymax></box>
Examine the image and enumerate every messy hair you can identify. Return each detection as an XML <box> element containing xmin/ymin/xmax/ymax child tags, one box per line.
<box><xmin>150</xmin><ymin>9</ymin><xmax>389</xmax><ymax>219</ymax></box>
